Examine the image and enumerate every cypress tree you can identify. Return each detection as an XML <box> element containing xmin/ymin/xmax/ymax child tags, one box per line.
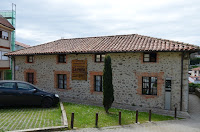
<box><xmin>103</xmin><ymin>55</ymin><xmax>114</xmax><ymax>113</ymax></box>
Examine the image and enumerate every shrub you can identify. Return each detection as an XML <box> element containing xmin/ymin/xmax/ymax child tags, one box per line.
<box><xmin>189</xmin><ymin>83</ymin><xmax>200</xmax><ymax>92</ymax></box>
<box><xmin>103</xmin><ymin>55</ymin><xmax>114</xmax><ymax>113</ymax></box>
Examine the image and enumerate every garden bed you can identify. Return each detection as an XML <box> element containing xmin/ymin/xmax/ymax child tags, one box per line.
<box><xmin>63</xmin><ymin>102</ymin><xmax>174</xmax><ymax>128</ymax></box>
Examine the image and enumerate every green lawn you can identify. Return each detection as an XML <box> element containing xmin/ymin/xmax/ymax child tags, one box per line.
<box><xmin>0</xmin><ymin>105</ymin><xmax>62</xmax><ymax>131</ymax></box>
<box><xmin>63</xmin><ymin>102</ymin><xmax>174</xmax><ymax>128</ymax></box>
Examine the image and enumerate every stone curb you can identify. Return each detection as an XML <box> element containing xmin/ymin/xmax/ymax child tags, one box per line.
<box><xmin>8</xmin><ymin>126</ymin><xmax>67</xmax><ymax>132</ymax></box>
<box><xmin>60</xmin><ymin>102</ymin><xmax>68</xmax><ymax>127</ymax></box>
<box><xmin>8</xmin><ymin>102</ymin><xmax>68</xmax><ymax>132</ymax></box>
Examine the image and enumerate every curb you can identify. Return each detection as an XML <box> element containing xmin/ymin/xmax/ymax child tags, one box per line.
<box><xmin>8</xmin><ymin>126</ymin><xmax>67</xmax><ymax>132</ymax></box>
<box><xmin>60</xmin><ymin>102</ymin><xmax>68</xmax><ymax>127</ymax></box>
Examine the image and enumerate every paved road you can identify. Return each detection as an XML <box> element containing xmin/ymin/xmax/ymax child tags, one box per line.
<box><xmin>64</xmin><ymin>94</ymin><xmax>200</xmax><ymax>132</ymax></box>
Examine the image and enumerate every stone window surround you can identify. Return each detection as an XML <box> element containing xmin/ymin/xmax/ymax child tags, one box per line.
<box><xmin>89</xmin><ymin>71</ymin><xmax>103</xmax><ymax>94</ymax></box>
<box><xmin>141</xmin><ymin>52</ymin><xmax>159</xmax><ymax>64</ymax></box>
<box><xmin>24</xmin><ymin>69</ymin><xmax>37</xmax><ymax>85</ymax></box>
<box><xmin>142</xmin><ymin>76</ymin><xmax>157</xmax><ymax>95</ymax></box>
<box><xmin>54</xmin><ymin>71</ymin><xmax>71</xmax><ymax>91</ymax></box>
<box><xmin>26</xmin><ymin>55</ymin><xmax>34</xmax><ymax>63</ymax></box>
<box><xmin>135</xmin><ymin>72</ymin><xmax>164</xmax><ymax>99</ymax></box>
<box><xmin>56</xmin><ymin>54</ymin><xmax>68</xmax><ymax>64</ymax></box>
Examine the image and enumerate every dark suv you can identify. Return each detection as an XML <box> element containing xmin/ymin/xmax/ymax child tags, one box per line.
<box><xmin>0</xmin><ymin>80</ymin><xmax>59</xmax><ymax>107</ymax></box>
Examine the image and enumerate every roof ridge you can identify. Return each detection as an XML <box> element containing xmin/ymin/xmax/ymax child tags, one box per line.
<box><xmin>61</xmin><ymin>34</ymin><xmax>137</xmax><ymax>40</ymax></box>
<box><xmin>5</xmin><ymin>33</ymin><xmax>200</xmax><ymax>56</ymax></box>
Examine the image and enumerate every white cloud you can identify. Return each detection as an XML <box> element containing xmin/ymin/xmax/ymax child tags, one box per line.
<box><xmin>16</xmin><ymin>28</ymin><xmax>74</xmax><ymax>46</ymax></box>
<box><xmin>0</xmin><ymin>0</ymin><xmax>199</xmax><ymax>46</ymax></box>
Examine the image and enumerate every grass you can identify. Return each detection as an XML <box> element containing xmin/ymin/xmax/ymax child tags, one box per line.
<box><xmin>0</xmin><ymin>105</ymin><xmax>62</xmax><ymax>131</ymax></box>
<box><xmin>63</xmin><ymin>102</ymin><xmax>174</xmax><ymax>128</ymax></box>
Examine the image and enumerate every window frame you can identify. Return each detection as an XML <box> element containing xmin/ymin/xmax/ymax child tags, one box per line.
<box><xmin>94</xmin><ymin>75</ymin><xmax>103</xmax><ymax>92</ymax></box>
<box><xmin>57</xmin><ymin>74</ymin><xmax>67</xmax><ymax>89</ymax></box>
<box><xmin>27</xmin><ymin>55</ymin><xmax>34</xmax><ymax>63</ymax></box>
<box><xmin>17</xmin><ymin>82</ymin><xmax>35</xmax><ymax>90</ymax></box>
<box><xmin>142</xmin><ymin>76</ymin><xmax>157</xmax><ymax>95</ymax></box>
<box><xmin>0</xmin><ymin>82</ymin><xmax>16</xmax><ymax>90</ymax></box>
<box><xmin>57</xmin><ymin>54</ymin><xmax>66</xmax><ymax>63</ymax></box>
<box><xmin>1</xmin><ymin>51</ymin><xmax>9</xmax><ymax>60</ymax></box>
<box><xmin>0</xmin><ymin>31</ymin><xmax>9</xmax><ymax>40</ymax></box>
<box><xmin>95</xmin><ymin>54</ymin><xmax>105</xmax><ymax>62</ymax></box>
<box><xmin>143</xmin><ymin>53</ymin><xmax>157</xmax><ymax>62</ymax></box>
<box><xmin>27</xmin><ymin>73</ymin><xmax>34</xmax><ymax>84</ymax></box>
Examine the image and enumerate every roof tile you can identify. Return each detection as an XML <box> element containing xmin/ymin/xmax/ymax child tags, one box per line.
<box><xmin>6</xmin><ymin>34</ymin><xmax>200</xmax><ymax>56</ymax></box>
<box><xmin>0</xmin><ymin>15</ymin><xmax>15</xmax><ymax>30</ymax></box>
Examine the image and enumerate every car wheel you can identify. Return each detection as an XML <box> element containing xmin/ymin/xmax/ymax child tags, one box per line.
<box><xmin>41</xmin><ymin>97</ymin><xmax>53</xmax><ymax>108</ymax></box>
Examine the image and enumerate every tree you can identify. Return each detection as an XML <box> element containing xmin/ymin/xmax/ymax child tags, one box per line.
<box><xmin>190</xmin><ymin>58</ymin><xmax>200</xmax><ymax>65</ymax></box>
<box><xmin>103</xmin><ymin>55</ymin><xmax>114</xmax><ymax>113</ymax></box>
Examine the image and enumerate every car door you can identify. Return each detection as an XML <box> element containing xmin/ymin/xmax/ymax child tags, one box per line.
<box><xmin>0</xmin><ymin>82</ymin><xmax>18</xmax><ymax>106</ymax></box>
<box><xmin>16</xmin><ymin>82</ymin><xmax>42</xmax><ymax>105</ymax></box>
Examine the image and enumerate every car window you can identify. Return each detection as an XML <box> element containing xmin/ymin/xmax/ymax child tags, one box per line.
<box><xmin>17</xmin><ymin>83</ymin><xmax>35</xmax><ymax>90</ymax></box>
<box><xmin>0</xmin><ymin>82</ymin><xmax>16</xmax><ymax>89</ymax></box>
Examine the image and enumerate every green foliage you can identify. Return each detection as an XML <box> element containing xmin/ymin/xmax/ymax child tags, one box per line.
<box><xmin>190</xmin><ymin>58</ymin><xmax>200</xmax><ymax>65</ymax></box>
<box><xmin>4</xmin><ymin>70</ymin><xmax>12</xmax><ymax>80</ymax></box>
<box><xmin>103</xmin><ymin>55</ymin><xmax>114</xmax><ymax>113</ymax></box>
<box><xmin>191</xmin><ymin>66</ymin><xmax>199</xmax><ymax>68</ymax></box>
<box><xmin>189</xmin><ymin>83</ymin><xmax>200</xmax><ymax>92</ymax></box>
<box><xmin>189</xmin><ymin>83</ymin><xmax>200</xmax><ymax>88</ymax></box>
<box><xmin>63</xmin><ymin>102</ymin><xmax>174</xmax><ymax>128</ymax></box>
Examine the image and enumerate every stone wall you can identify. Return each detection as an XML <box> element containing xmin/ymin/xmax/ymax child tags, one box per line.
<box><xmin>14</xmin><ymin>52</ymin><xmax>189</xmax><ymax>111</ymax></box>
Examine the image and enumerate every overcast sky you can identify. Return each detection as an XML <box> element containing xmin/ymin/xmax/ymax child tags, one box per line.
<box><xmin>0</xmin><ymin>0</ymin><xmax>200</xmax><ymax>46</ymax></box>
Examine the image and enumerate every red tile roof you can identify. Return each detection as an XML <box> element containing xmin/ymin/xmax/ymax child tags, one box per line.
<box><xmin>15</xmin><ymin>41</ymin><xmax>31</xmax><ymax>48</ymax></box>
<box><xmin>6</xmin><ymin>34</ymin><xmax>200</xmax><ymax>56</ymax></box>
<box><xmin>192</xmin><ymin>67</ymin><xmax>200</xmax><ymax>71</ymax></box>
<box><xmin>0</xmin><ymin>15</ymin><xmax>15</xmax><ymax>30</ymax></box>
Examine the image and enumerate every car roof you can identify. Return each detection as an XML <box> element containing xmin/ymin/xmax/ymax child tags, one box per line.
<box><xmin>0</xmin><ymin>80</ymin><xmax>38</xmax><ymax>88</ymax></box>
<box><xmin>0</xmin><ymin>80</ymin><xmax>26</xmax><ymax>83</ymax></box>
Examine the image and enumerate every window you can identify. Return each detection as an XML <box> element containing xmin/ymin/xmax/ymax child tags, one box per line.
<box><xmin>57</xmin><ymin>74</ymin><xmax>67</xmax><ymax>89</ymax></box>
<box><xmin>195</xmin><ymin>71</ymin><xmax>197</xmax><ymax>73</ymax></box>
<box><xmin>17</xmin><ymin>83</ymin><xmax>34</xmax><ymax>90</ymax></box>
<box><xmin>95</xmin><ymin>54</ymin><xmax>105</xmax><ymax>62</ymax></box>
<box><xmin>27</xmin><ymin>56</ymin><xmax>34</xmax><ymax>63</ymax></box>
<box><xmin>142</xmin><ymin>77</ymin><xmax>157</xmax><ymax>95</ymax></box>
<box><xmin>0</xmin><ymin>82</ymin><xmax>15</xmax><ymax>89</ymax></box>
<box><xmin>1</xmin><ymin>51</ymin><xmax>9</xmax><ymax>60</ymax></box>
<box><xmin>94</xmin><ymin>75</ymin><xmax>103</xmax><ymax>92</ymax></box>
<box><xmin>0</xmin><ymin>71</ymin><xmax>2</xmax><ymax>80</ymax></box>
<box><xmin>58</xmin><ymin>55</ymin><xmax>66</xmax><ymax>63</ymax></box>
<box><xmin>0</xmin><ymin>51</ymin><xmax>9</xmax><ymax>60</ymax></box>
<box><xmin>0</xmin><ymin>31</ymin><xmax>9</xmax><ymax>40</ymax></box>
<box><xmin>27</xmin><ymin>73</ymin><xmax>34</xmax><ymax>84</ymax></box>
<box><xmin>143</xmin><ymin>53</ymin><xmax>157</xmax><ymax>62</ymax></box>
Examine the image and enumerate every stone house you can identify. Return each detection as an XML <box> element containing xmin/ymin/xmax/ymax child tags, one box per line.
<box><xmin>0</xmin><ymin>15</ymin><xmax>15</xmax><ymax>80</ymax></box>
<box><xmin>6</xmin><ymin>34</ymin><xmax>200</xmax><ymax>112</ymax></box>
<box><xmin>190</xmin><ymin>67</ymin><xmax>200</xmax><ymax>77</ymax></box>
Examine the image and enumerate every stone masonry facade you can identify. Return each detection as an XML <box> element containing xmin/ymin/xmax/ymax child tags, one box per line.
<box><xmin>14</xmin><ymin>52</ymin><xmax>189</xmax><ymax>111</ymax></box>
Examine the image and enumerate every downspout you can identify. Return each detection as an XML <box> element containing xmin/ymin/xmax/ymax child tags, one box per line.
<box><xmin>180</xmin><ymin>52</ymin><xmax>184</xmax><ymax>111</ymax></box>
<box><xmin>12</xmin><ymin>56</ymin><xmax>16</xmax><ymax>80</ymax></box>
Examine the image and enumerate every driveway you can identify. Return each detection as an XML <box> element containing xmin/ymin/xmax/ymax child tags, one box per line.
<box><xmin>64</xmin><ymin>94</ymin><xmax>200</xmax><ymax>132</ymax></box>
